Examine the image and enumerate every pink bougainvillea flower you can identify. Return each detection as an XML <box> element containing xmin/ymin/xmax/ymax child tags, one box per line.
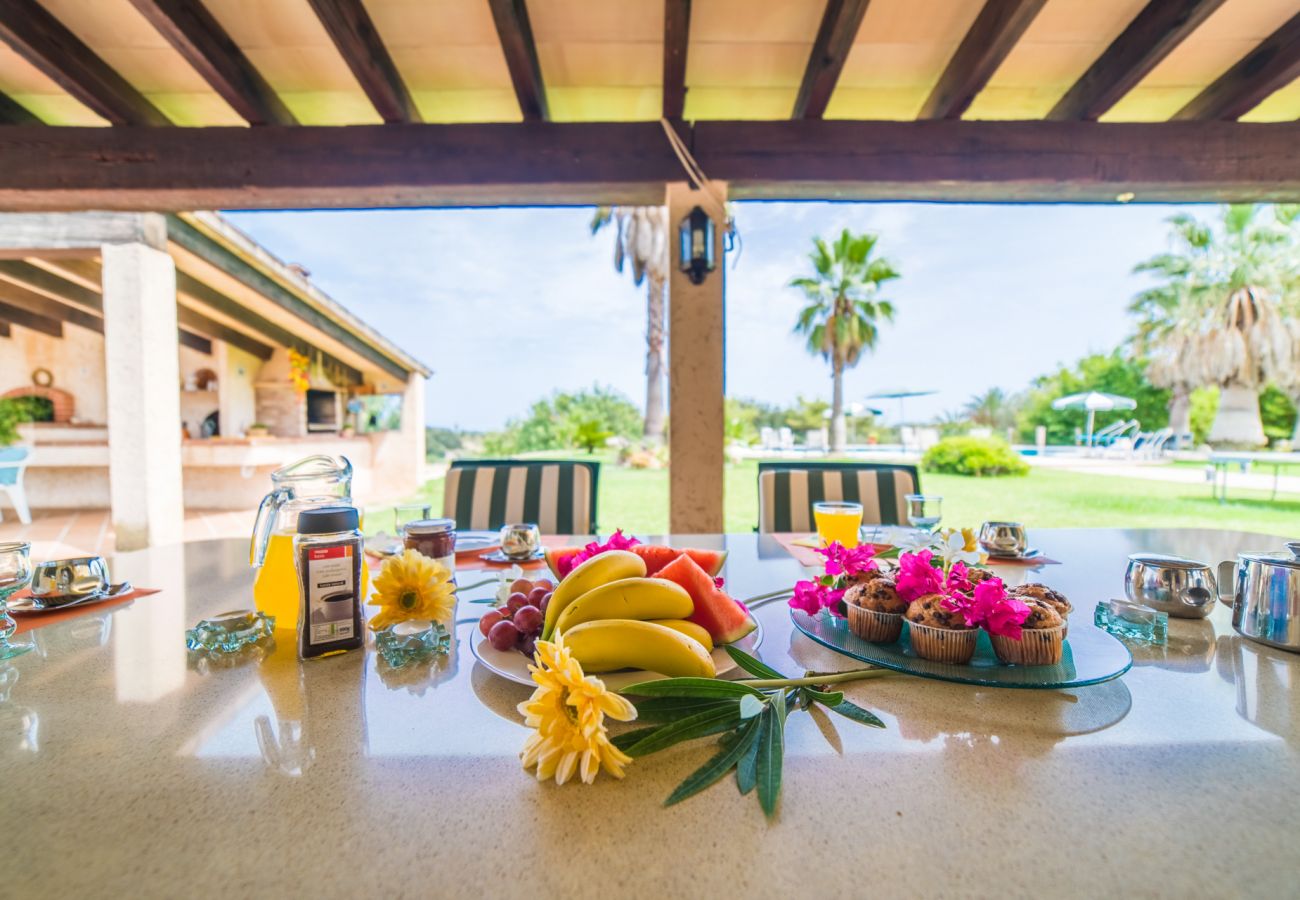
<box><xmin>559</xmin><ymin>529</ymin><xmax>641</xmax><ymax>576</ymax></box>
<box><xmin>814</xmin><ymin>541</ymin><xmax>879</xmax><ymax>578</ymax></box>
<box><xmin>895</xmin><ymin>550</ymin><xmax>944</xmax><ymax>602</ymax></box>
<box><xmin>788</xmin><ymin>579</ymin><xmax>846</xmax><ymax>618</ymax></box>
<box><xmin>944</xmin><ymin>561</ymin><xmax>973</xmax><ymax>598</ymax></box>
<box><xmin>972</xmin><ymin>578</ymin><xmax>1032</xmax><ymax>639</ymax></box>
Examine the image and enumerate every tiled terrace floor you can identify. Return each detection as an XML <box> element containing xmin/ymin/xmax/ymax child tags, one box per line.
<box><xmin>0</xmin><ymin>508</ymin><xmax>254</xmax><ymax>560</ymax></box>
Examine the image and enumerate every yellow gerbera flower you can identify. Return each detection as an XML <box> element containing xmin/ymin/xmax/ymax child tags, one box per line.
<box><xmin>518</xmin><ymin>640</ymin><xmax>637</xmax><ymax>785</ymax></box>
<box><xmin>368</xmin><ymin>548</ymin><xmax>456</xmax><ymax>630</ymax></box>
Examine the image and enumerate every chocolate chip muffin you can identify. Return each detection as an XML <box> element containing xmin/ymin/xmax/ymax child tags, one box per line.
<box><xmin>846</xmin><ymin>576</ymin><xmax>906</xmax><ymax>643</ymax></box>
<box><xmin>1009</xmin><ymin>583</ymin><xmax>1072</xmax><ymax>634</ymax></box>
<box><xmin>904</xmin><ymin>593</ymin><xmax>977</xmax><ymax>664</ymax></box>
<box><xmin>844</xmin><ymin>566</ymin><xmax>891</xmax><ymax>589</ymax></box>
<box><xmin>990</xmin><ymin>598</ymin><xmax>1064</xmax><ymax>666</ymax></box>
<box><xmin>965</xmin><ymin>567</ymin><xmax>998</xmax><ymax>586</ymax></box>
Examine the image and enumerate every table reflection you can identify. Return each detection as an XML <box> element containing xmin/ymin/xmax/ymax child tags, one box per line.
<box><xmin>1215</xmin><ymin>633</ymin><xmax>1296</xmax><ymax>738</ymax></box>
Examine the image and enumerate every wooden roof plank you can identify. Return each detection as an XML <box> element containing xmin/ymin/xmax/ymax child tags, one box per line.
<box><xmin>0</xmin><ymin>0</ymin><xmax>170</xmax><ymax>126</ymax></box>
<box><xmin>0</xmin><ymin>258</ymin><xmax>102</xmax><ymax>311</ymax></box>
<box><xmin>175</xmin><ymin>302</ymin><xmax>272</xmax><ymax>360</ymax></box>
<box><xmin>177</xmin><ymin>328</ymin><xmax>211</xmax><ymax>354</ymax></box>
<box><xmin>0</xmin><ymin>276</ymin><xmax>101</xmax><ymax>332</ymax></box>
<box><xmin>0</xmin><ymin>91</ymin><xmax>38</xmax><ymax>124</ymax></box>
<box><xmin>126</xmin><ymin>0</ymin><xmax>297</xmax><ymax>127</ymax></box>
<box><xmin>919</xmin><ymin>0</ymin><xmax>1048</xmax><ymax>120</ymax></box>
<box><xmin>487</xmin><ymin>0</ymin><xmax>548</xmax><ymax>122</ymax></box>
<box><xmin>663</xmin><ymin>0</ymin><xmax>691</xmax><ymax>120</ymax></box>
<box><xmin>1172</xmin><ymin>10</ymin><xmax>1300</xmax><ymax>121</ymax></box>
<box><xmin>793</xmin><ymin>0</ymin><xmax>871</xmax><ymax>120</ymax></box>
<box><xmin>1048</xmin><ymin>0</ymin><xmax>1229</xmax><ymax>121</ymax></box>
<box><xmin>306</xmin><ymin>0</ymin><xmax>420</xmax><ymax>125</ymax></box>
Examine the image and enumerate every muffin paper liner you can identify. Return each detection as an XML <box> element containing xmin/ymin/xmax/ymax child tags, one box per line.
<box><xmin>847</xmin><ymin>604</ymin><xmax>903</xmax><ymax>643</ymax></box>
<box><xmin>990</xmin><ymin>625</ymin><xmax>1065</xmax><ymax>666</ymax></box>
<box><xmin>906</xmin><ymin>621</ymin><xmax>977</xmax><ymax>664</ymax></box>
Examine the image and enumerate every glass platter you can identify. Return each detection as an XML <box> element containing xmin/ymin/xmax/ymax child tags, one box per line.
<box><xmin>791</xmin><ymin>609</ymin><xmax>1132</xmax><ymax>689</ymax></box>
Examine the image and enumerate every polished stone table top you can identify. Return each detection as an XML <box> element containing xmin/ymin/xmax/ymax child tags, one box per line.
<box><xmin>4</xmin><ymin>529</ymin><xmax>1298</xmax><ymax>898</ymax></box>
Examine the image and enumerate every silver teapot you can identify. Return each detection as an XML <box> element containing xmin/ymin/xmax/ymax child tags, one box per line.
<box><xmin>1217</xmin><ymin>542</ymin><xmax>1300</xmax><ymax>654</ymax></box>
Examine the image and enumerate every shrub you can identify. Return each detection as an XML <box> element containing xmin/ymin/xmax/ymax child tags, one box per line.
<box><xmin>0</xmin><ymin>397</ymin><xmax>40</xmax><ymax>447</ymax></box>
<box><xmin>922</xmin><ymin>436</ymin><xmax>1029</xmax><ymax>477</ymax></box>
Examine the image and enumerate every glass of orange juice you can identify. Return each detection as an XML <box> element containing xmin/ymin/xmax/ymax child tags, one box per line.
<box><xmin>813</xmin><ymin>501</ymin><xmax>863</xmax><ymax>549</ymax></box>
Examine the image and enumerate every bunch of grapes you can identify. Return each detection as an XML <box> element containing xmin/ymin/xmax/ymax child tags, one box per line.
<box><xmin>479</xmin><ymin>577</ymin><xmax>554</xmax><ymax>657</ymax></box>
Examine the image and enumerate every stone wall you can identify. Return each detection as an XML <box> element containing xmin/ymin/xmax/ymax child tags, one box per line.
<box><xmin>254</xmin><ymin>348</ymin><xmax>305</xmax><ymax>437</ymax></box>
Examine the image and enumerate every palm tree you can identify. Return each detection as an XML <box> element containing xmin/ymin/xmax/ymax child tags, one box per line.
<box><xmin>1132</xmin><ymin>205</ymin><xmax>1300</xmax><ymax>447</ymax></box>
<box><xmin>964</xmin><ymin>387</ymin><xmax>1018</xmax><ymax>431</ymax></box>
<box><xmin>591</xmin><ymin>207</ymin><xmax>669</xmax><ymax>443</ymax></box>
<box><xmin>790</xmin><ymin>229</ymin><xmax>900</xmax><ymax>451</ymax></box>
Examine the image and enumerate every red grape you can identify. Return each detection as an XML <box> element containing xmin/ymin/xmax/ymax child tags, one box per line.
<box><xmin>506</xmin><ymin>592</ymin><xmax>529</xmax><ymax>613</ymax></box>
<box><xmin>527</xmin><ymin>586</ymin><xmax>548</xmax><ymax>606</ymax></box>
<box><xmin>513</xmin><ymin>605</ymin><xmax>543</xmax><ymax>634</ymax></box>
<box><xmin>538</xmin><ymin>593</ymin><xmax>550</xmax><ymax>614</ymax></box>
<box><xmin>509</xmin><ymin>578</ymin><xmax>533</xmax><ymax>596</ymax></box>
<box><xmin>478</xmin><ymin>609</ymin><xmax>504</xmax><ymax>637</ymax></box>
<box><xmin>487</xmin><ymin>619</ymin><xmax>520</xmax><ymax>651</ymax></box>
<box><xmin>519</xmin><ymin>635</ymin><xmax>537</xmax><ymax>658</ymax></box>
<box><xmin>533</xmin><ymin>579</ymin><xmax>554</xmax><ymax>592</ymax></box>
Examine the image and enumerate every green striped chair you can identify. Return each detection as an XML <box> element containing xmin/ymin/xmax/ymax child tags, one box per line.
<box><xmin>757</xmin><ymin>462</ymin><xmax>920</xmax><ymax>533</ymax></box>
<box><xmin>443</xmin><ymin>460</ymin><xmax>599</xmax><ymax>536</ymax></box>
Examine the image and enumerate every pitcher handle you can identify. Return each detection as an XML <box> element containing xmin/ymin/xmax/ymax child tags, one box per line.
<box><xmin>249</xmin><ymin>487</ymin><xmax>289</xmax><ymax>567</ymax></box>
<box><xmin>1216</xmin><ymin>560</ymin><xmax>1236</xmax><ymax>606</ymax></box>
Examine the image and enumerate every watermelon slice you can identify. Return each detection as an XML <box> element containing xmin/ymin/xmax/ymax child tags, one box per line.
<box><xmin>632</xmin><ymin>545</ymin><xmax>728</xmax><ymax>578</ymax></box>
<box><xmin>544</xmin><ymin>546</ymin><xmax>586</xmax><ymax>579</ymax></box>
<box><xmin>656</xmin><ymin>554</ymin><xmax>756</xmax><ymax>644</ymax></box>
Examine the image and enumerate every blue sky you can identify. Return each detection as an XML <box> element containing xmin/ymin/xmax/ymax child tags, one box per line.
<box><xmin>225</xmin><ymin>201</ymin><xmax>1200</xmax><ymax>431</ymax></box>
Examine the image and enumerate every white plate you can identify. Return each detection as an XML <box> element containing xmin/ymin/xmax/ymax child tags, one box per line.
<box><xmin>455</xmin><ymin>532</ymin><xmax>499</xmax><ymax>554</ymax></box>
<box><xmin>469</xmin><ymin>616</ymin><xmax>765</xmax><ymax>691</ymax></box>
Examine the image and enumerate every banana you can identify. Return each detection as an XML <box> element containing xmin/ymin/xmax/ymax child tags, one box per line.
<box><xmin>648</xmin><ymin>619</ymin><xmax>714</xmax><ymax>652</ymax></box>
<box><xmin>541</xmin><ymin>549</ymin><xmax>646</xmax><ymax>640</ymax></box>
<box><xmin>561</xmin><ymin>619</ymin><xmax>716</xmax><ymax>677</ymax></box>
<box><xmin>554</xmin><ymin>577</ymin><xmax>693</xmax><ymax>635</ymax></box>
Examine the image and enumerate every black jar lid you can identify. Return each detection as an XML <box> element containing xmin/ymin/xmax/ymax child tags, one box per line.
<box><xmin>297</xmin><ymin>506</ymin><xmax>360</xmax><ymax>534</ymax></box>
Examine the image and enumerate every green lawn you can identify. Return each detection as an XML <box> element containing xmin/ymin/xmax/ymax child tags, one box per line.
<box><xmin>371</xmin><ymin>451</ymin><xmax>1300</xmax><ymax>537</ymax></box>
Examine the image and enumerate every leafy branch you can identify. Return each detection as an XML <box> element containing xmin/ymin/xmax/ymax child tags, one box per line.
<box><xmin>618</xmin><ymin>646</ymin><xmax>890</xmax><ymax>818</ymax></box>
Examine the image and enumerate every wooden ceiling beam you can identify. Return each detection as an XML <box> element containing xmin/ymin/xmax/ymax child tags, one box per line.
<box><xmin>488</xmin><ymin>0</ymin><xmax>548</xmax><ymax>122</ymax></box>
<box><xmin>1173</xmin><ymin>11</ymin><xmax>1300</xmax><ymax>121</ymax></box>
<box><xmin>0</xmin><ymin>259</ymin><xmax>102</xmax><ymax>311</ymax></box>
<box><xmin>919</xmin><ymin>0</ymin><xmax>1047</xmax><ymax>120</ymax></box>
<box><xmin>127</xmin><ymin>0</ymin><xmax>296</xmax><ymax>126</ymax></box>
<box><xmin>662</xmin><ymin>0</ymin><xmax>691</xmax><ymax>120</ymax></box>
<box><xmin>793</xmin><ymin>0</ymin><xmax>870</xmax><ymax>119</ymax></box>
<box><xmin>306</xmin><ymin>0</ymin><xmax>420</xmax><ymax>124</ymax></box>
<box><xmin>0</xmin><ymin>277</ymin><xmax>101</xmax><ymax>332</ymax></box>
<box><xmin>0</xmin><ymin>120</ymin><xmax>1297</xmax><ymax>207</ymax></box>
<box><xmin>175</xmin><ymin>302</ymin><xmax>273</xmax><ymax>360</ymax></box>
<box><xmin>0</xmin><ymin>0</ymin><xmax>170</xmax><ymax>126</ymax></box>
<box><xmin>0</xmin><ymin>321</ymin><xmax>9</xmax><ymax>337</ymax></box>
<box><xmin>178</xmin><ymin>328</ymin><xmax>211</xmax><ymax>354</ymax></box>
<box><xmin>0</xmin><ymin>299</ymin><xmax>60</xmax><ymax>336</ymax></box>
<box><xmin>0</xmin><ymin>92</ymin><xmax>37</xmax><ymax>124</ymax></box>
<box><xmin>1048</xmin><ymin>0</ymin><xmax>1228</xmax><ymax>121</ymax></box>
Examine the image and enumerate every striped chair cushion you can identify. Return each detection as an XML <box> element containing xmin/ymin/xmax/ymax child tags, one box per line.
<box><xmin>759</xmin><ymin>467</ymin><xmax>917</xmax><ymax>533</ymax></box>
<box><xmin>443</xmin><ymin>462</ymin><xmax>595</xmax><ymax>535</ymax></box>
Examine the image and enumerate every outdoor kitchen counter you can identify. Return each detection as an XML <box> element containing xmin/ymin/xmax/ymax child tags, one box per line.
<box><xmin>4</xmin><ymin>530</ymin><xmax>1296</xmax><ymax>898</ymax></box>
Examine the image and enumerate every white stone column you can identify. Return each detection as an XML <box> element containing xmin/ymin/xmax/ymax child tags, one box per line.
<box><xmin>101</xmin><ymin>241</ymin><xmax>183</xmax><ymax>551</ymax></box>
<box><xmin>667</xmin><ymin>181</ymin><xmax>727</xmax><ymax>534</ymax></box>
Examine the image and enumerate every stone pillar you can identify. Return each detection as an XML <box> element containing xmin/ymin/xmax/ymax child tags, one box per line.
<box><xmin>101</xmin><ymin>241</ymin><xmax>183</xmax><ymax>551</ymax></box>
<box><xmin>667</xmin><ymin>181</ymin><xmax>727</xmax><ymax>534</ymax></box>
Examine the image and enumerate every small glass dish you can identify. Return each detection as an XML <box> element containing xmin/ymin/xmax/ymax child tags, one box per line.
<box><xmin>374</xmin><ymin>620</ymin><xmax>451</xmax><ymax>668</ymax></box>
<box><xmin>185</xmin><ymin>609</ymin><xmax>276</xmax><ymax>653</ymax></box>
<box><xmin>1094</xmin><ymin>598</ymin><xmax>1168</xmax><ymax>646</ymax></box>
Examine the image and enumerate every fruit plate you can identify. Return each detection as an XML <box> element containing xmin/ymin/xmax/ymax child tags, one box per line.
<box><xmin>470</xmin><ymin>617</ymin><xmax>764</xmax><ymax>691</ymax></box>
<box><xmin>455</xmin><ymin>532</ymin><xmax>499</xmax><ymax>555</ymax></box>
<box><xmin>790</xmin><ymin>609</ymin><xmax>1130</xmax><ymax>690</ymax></box>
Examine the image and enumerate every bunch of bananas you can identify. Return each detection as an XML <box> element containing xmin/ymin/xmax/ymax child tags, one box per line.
<box><xmin>540</xmin><ymin>550</ymin><xmax>716</xmax><ymax>677</ymax></box>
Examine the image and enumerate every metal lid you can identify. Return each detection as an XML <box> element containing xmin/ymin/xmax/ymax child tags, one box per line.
<box><xmin>1127</xmin><ymin>553</ymin><xmax>1209</xmax><ymax>570</ymax></box>
<box><xmin>403</xmin><ymin>518</ymin><xmax>455</xmax><ymax>535</ymax></box>
<box><xmin>1240</xmin><ymin>542</ymin><xmax>1300</xmax><ymax>569</ymax></box>
<box><xmin>296</xmin><ymin>506</ymin><xmax>359</xmax><ymax>534</ymax></box>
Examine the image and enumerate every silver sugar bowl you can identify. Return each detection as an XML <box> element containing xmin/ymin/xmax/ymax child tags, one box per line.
<box><xmin>1124</xmin><ymin>553</ymin><xmax>1218</xmax><ymax>619</ymax></box>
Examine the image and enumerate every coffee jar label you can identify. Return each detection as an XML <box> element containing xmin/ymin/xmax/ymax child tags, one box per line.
<box><xmin>305</xmin><ymin>545</ymin><xmax>356</xmax><ymax>645</ymax></box>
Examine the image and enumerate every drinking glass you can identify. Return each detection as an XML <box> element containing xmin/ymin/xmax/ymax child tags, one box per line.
<box><xmin>813</xmin><ymin>502</ymin><xmax>863</xmax><ymax>548</ymax></box>
<box><xmin>500</xmin><ymin>523</ymin><xmax>542</xmax><ymax>560</ymax></box>
<box><xmin>394</xmin><ymin>504</ymin><xmax>432</xmax><ymax>536</ymax></box>
<box><xmin>905</xmin><ymin>494</ymin><xmax>943</xmax><ymax>531</ymax></box>
<box><xmin>0</xmin><ymin>542</ymin><xmax>34</xmax><ymax>659</ymax></box>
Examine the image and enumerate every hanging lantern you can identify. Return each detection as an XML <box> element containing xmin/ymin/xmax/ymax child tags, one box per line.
<box><xmin>678</xmin><ymin>205</ymin><xmax>716</xmax><ymax>285</ymax></box>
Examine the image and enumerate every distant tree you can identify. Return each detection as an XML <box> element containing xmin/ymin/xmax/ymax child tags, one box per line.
<box><xmin>789</xmin><ymin>229</ymin><xmax>899</xmax><ymax>452</ymax></box>
<box><xmin>486</xmin><ymin>385</ymin><xmax>643</xmax><ymax>454</ymax></box>
<box><xmin>963</xmin><ymin>387</ymin><xmax>1020</xmax><ymax>431</ymax></box>
<box><xmin>1017</xmin><ymin>352</ymin><xmax>1170</xmax><ymax>445</ymax></box>
<box><xmin>591</xmin><ymin>207</ymin><xmax>669</xmax><ymax>444</ymax></box>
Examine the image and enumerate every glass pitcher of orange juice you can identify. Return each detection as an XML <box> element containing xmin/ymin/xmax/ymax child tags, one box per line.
<box><xmin>250</xmin><ymin>455</ymin><xmax>366</xmax><ymax>637</ymax></box>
